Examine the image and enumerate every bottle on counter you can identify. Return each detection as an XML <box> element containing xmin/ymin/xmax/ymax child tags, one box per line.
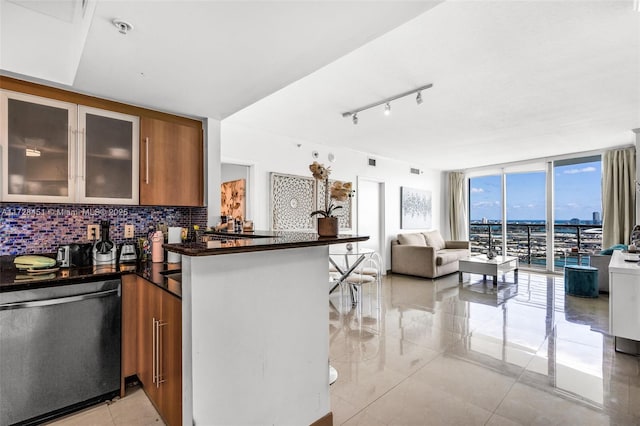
<box><xmin>151</xmin><ymin>231</ymin><xmax>164</xmax><ymax>263</ymax></box>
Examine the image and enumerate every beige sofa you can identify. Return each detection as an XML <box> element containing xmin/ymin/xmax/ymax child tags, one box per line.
<box><xmin>391</xmin><ymin>230</ymin><xmax>470</xmax><ymax>279</ymax></box>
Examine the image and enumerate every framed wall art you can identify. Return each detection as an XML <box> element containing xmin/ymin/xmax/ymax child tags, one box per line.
<box><xmin>220</xmin><ymin>178</ymin><xmax>246</xmax><ymax>219</ymax></box>
<box><xmin>401</xmin><ymin>186</ymin><xmax>432</xmax><ymax>229</ymax></box>
<box><xmin>270</xmin><ymin>173</ymin><xmax>316</xmax><ymax>231</ymax></box>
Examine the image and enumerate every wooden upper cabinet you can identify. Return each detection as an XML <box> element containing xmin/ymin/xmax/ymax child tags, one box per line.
<box><xmin>140</xmin><ymin>117</ymin><xmax>204</xmax><ymax>206</ymax></box>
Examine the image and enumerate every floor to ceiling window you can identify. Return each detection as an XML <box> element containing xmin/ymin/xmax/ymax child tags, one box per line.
<box><xmin>469</xmin><ymin>174</ymin><xmax>502</xmax><ymax>256</ymax></box>
<box><xmin>505</xmin><ymin>171</ymin><xmax>547</xmax><ymax>267</ymax></box>
<box><xmin>468</xmin><ymin>155</ymin><xmax>602</xmax><ymax>272</ymax></box>
<box><xmin>553</xmin><ymin>156</ymin><xmax>603</xmax><ymax>267</ymax></box>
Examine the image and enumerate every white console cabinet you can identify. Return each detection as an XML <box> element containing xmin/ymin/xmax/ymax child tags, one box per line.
<box><xmin>608</xmin><ymin>250</ymin><xmax>640</xmax><ymax>353</ymax></box>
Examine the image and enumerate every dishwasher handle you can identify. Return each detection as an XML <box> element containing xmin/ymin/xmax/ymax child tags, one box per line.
<box><xmin>0</xmin><ymin>288</ymin><xmax>119</xmax><ymax>311</ymax></box>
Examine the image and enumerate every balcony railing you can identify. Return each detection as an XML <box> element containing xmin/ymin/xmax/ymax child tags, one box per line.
<box><xmin>469</xmin><ymin>223</ymin><xmax>602</xmax><ymax>269</ymax></box>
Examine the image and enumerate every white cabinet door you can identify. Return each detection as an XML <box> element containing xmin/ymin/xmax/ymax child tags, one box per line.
<box><xmin>1</xmin><ymin>91</ymin><xmax>139</xmax><ymax>204</ymax></box>
<box><xmin>610</xmin><ymin>270</ymin><xmax>640</xmax><ymax>341</ymax></box>
<box><xmin>77</xmin><ymin>106</ymin><xmax>139</xmax><ymax>204</ymax></box>
<box><xmin>1</xmin><ymin>90</ymin><xmax>77</xmax><ymax>202</ymax></box>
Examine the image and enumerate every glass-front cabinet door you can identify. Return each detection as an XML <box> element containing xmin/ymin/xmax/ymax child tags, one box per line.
<box><xmin>78</xmin><ymin>106</ymin><xmax>139</xmax><ymax>204</ymax></box>
<box><xmin>1</xmin><ymin>90</ymin><xmax>77</xmax><ymax>202</ymax></box>
<box><xmin>1</xmin><ymin>90</ymin><xmax>139</xmax><ymax>204</ymax></box>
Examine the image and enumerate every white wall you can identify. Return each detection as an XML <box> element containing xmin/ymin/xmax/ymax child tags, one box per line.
<box><xmin>205</xmin><ymin>118</ymin><xmax>222</xmax><ymax>225</ymax></box>
<box><xmin>635</xmin><ymin>129</ymin><xmax>640</xmax><ymax>223</ymax></box>
<box><xmin>220</xmin><ymin>122</ymin><xmax>443</xmax><ymax>271</ymax></box>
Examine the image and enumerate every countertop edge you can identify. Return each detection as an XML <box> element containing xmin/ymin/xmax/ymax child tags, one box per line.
<box><xmin>164</xmin><ymin>234</ymin><xmax>368</xmax><ymax>256</ymax></box>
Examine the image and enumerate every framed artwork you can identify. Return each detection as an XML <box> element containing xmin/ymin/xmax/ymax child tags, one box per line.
<box><xmin>220</xmin><ymin>179</ymin><xmax>245</xmax><ymax>219</ymax></box>
<box><xmin>401</xmin><ymin>187</ymin><xmax>432</xmax><ymax>229</ymax></box>
<box><xmin>270</xmin><ymin>173</ymin><xmax>316</xmax><ymax>231</ymax></box>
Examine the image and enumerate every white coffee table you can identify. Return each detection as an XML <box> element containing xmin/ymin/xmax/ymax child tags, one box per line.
<box><xmin>459</xmin><ymin>255</ymin><xmax>519</xmax><ymax>285</ymax></box>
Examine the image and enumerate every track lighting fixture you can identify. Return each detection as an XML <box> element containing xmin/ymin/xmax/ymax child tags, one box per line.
<box><xmin>342</xmin><ymin>83</ymin><xmax>432</xmax><ymax>124</ymax></box>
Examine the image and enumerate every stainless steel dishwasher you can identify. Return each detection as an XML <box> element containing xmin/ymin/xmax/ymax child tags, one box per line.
<box><xmin>0</xmin><ymin>279</ymin><xmax>121</xmax><ymax>425</ymax></box>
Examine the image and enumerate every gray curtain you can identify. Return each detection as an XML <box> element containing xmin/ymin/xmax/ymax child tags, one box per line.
<box><xmin>602</xmin><ymin>147</ymin><xmax>636</xmax><ymax>247</ymax></box>
<box><xmin>448</xmin><ymin>171</ymin><xmax>468</xmax><ymax>240</ymax></box>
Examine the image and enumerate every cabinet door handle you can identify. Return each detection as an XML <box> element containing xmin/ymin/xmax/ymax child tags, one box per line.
<box><xmin>68</xmin><ymin>126</ymin><xmax>74</xmax><ymax>181</ymax></box>
<box><xmin>157</xmin><ymin>320</ymin><xmax>167</xmax><ymax>386</ymax></box>
<box><xmin>152</xmin><ymin>317</ymin><xmax>157</xmax><ymax>385</ymax></box>
<box><xmin>79</xmin><ymin>129</ymin><xmax>85</xmax><ymax>181</ymax></box>
<box><xmin>145</xmin><ymin>137</ymin><xmax>150</xmax><ymax>184</ymax></box>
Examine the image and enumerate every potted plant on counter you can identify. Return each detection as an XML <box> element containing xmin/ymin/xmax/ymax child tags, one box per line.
<box><xmin>309</xmin><ymin>161</ymin><xmax>353</xmax><ymax>237</ymax></box>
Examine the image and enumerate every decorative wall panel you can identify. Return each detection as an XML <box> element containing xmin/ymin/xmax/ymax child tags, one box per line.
<box><xmin>270</xmin><ymin>173</ymin><xmax>315</xmax><ymax>231</ymax></box>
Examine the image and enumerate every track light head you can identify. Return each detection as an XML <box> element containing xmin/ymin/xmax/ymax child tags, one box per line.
<box><xmin>340</xmin><ymin>83</ymin><xmax>432</xmax><ymax>122</ymax></box>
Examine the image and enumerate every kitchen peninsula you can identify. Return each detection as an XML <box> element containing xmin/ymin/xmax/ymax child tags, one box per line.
<box><xmin>165</xmin><ymin>231</ymin><xmax>367</xmax><ymax>426</ymax></box>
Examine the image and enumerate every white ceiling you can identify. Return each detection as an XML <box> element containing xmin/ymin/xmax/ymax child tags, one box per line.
<box><xmin>2</xmin><ymin>0</ymin><xmax>639</xmax><ymax>171</ymax></box>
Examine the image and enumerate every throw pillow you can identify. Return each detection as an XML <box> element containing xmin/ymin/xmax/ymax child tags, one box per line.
<box><xmin>600</xmin><ymin>244</ymin><xmax>627</xmax><ymax>255</ymax></box>
<box><xmin>423</xmin><ymin>230</ymin><xmax>446</xmax><ymax>250</ymax></box>
<box><xmin>398</xmin><ymin>233</ymin><xmax>426</xmax><ymax>246</ymax></box>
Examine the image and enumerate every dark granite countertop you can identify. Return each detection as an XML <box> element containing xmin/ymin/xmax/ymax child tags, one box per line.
<box><xmin>165</xmin><ymin>230</ymin><xmax>368</xmax><ymax>256</ymax></box>
<box><xmin>0</xmin><ymin>255</ymin><xmax>182</xmax><ymax>298</ymax></box>
<box><xmin>1</xmin><ymin>231</ymin><xmax>367</xmax><ymax>295</ymax></box>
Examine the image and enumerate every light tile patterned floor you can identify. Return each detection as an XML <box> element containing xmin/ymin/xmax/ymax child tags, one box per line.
<box><xmin>329</xmin><ymin>271</ymin><xmax>640</xmax><ymax>425</ymax></box>
<box><xmin>46</xmin><ymin>387</ymin><xmax>164</xmax><ymax>426</ymax></box>
<box><xmin>49</xmin><ymin>270</ymin><xmax>640</xmax><ymax>425</ymax></box>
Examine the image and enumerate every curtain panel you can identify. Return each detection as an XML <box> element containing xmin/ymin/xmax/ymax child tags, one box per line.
<box><xmin>448</xmin><ymin>171</ymin><xmax>468</xmax><ymax>241</ymax></box>
<box><xmin>602</xmin><ymin>147</ymin><xmax>636</xmax><ymax>247</ymax></box>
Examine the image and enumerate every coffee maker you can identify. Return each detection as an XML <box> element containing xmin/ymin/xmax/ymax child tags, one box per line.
<box><xmin>93</xmin><ymin>220</ymin><xmax>117</xmax><ymax>265</ymax></box>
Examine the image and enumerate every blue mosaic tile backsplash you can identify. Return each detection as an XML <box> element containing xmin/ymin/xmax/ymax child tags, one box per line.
<box><xmin>0</xmin><ymin>203</ymin><xmax>208</xmax><ymax>255</ymax></box>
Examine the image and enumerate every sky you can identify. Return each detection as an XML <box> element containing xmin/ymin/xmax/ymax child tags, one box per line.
<box><xmin>469</xmin><ymin>160</ymin><xmax>602</xmax><ymax>221</ymax></box>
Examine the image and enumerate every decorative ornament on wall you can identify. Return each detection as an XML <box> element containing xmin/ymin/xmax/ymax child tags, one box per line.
<box><xmin>270</xmin><ymin>173</ymin><xmax>315</xmax><ymax>231</ymax></box>
<box><xmin>400</xmin><ymin>186</ymin><xmax>432</xmax><ymax>229</ymax></box>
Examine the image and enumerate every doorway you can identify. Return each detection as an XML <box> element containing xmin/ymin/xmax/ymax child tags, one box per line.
<box><xmin>357</xmin><ymin>177</ymin><xmax>385</xmax><ymax>272</ymax></box>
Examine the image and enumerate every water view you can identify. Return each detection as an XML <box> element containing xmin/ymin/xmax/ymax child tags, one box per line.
<box><xmin>470</xmin><ymin>220</ymin><xmax>602</xmax><ymax>269</ymax></box>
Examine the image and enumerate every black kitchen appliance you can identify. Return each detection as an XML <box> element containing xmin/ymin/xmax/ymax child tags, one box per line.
<box><xmin>0</xmin><ymin>279</ymin><xmax>121</xmax><ymax>425</ymax></box>
<box><xmin>93</xmin><ymin>220</ymin><xmax>117</xmax><ymax>266</ymax></box>
<box><xmin>57</xmin><ymin>243</ymin><xmax>93</xmax><ymax>267</ymax></box>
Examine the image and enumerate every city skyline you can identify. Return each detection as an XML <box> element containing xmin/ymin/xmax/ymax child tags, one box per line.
<box><xmin>469</xmin><ymin>159</ymin><xmax>602</xmax><ymax>221</ymax></box>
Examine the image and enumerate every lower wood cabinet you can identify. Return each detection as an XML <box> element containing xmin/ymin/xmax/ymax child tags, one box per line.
<box><xmin>123</xmin><ymin>276</ymin><xmax>182</xmax><ymax>426</ymax></box>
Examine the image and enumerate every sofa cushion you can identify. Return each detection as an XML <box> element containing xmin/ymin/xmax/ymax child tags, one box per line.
<box><xmin>600</xmin><ymin>244</ymin><xmax>627</xmax><ymax>255</ymax></box>
<box><xmin>398</xmin><ymin>233</ymin><xmax>426</xmax><ymax>246</ymax></box>
<box><xmin>435</xmin><ymin>249</ymin><xmax>468</xmax><ymax>266</ymax></box>
<box><xmin>423</xmin><ymin>230</ymin><xmax>446</xmax><ymax>251</ymax></box>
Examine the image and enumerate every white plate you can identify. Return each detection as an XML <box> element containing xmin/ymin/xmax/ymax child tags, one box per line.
<box><xmin>26</xmin><ymin>267</ymin><xmax>60</xmax><ymax>275</ymax></box>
